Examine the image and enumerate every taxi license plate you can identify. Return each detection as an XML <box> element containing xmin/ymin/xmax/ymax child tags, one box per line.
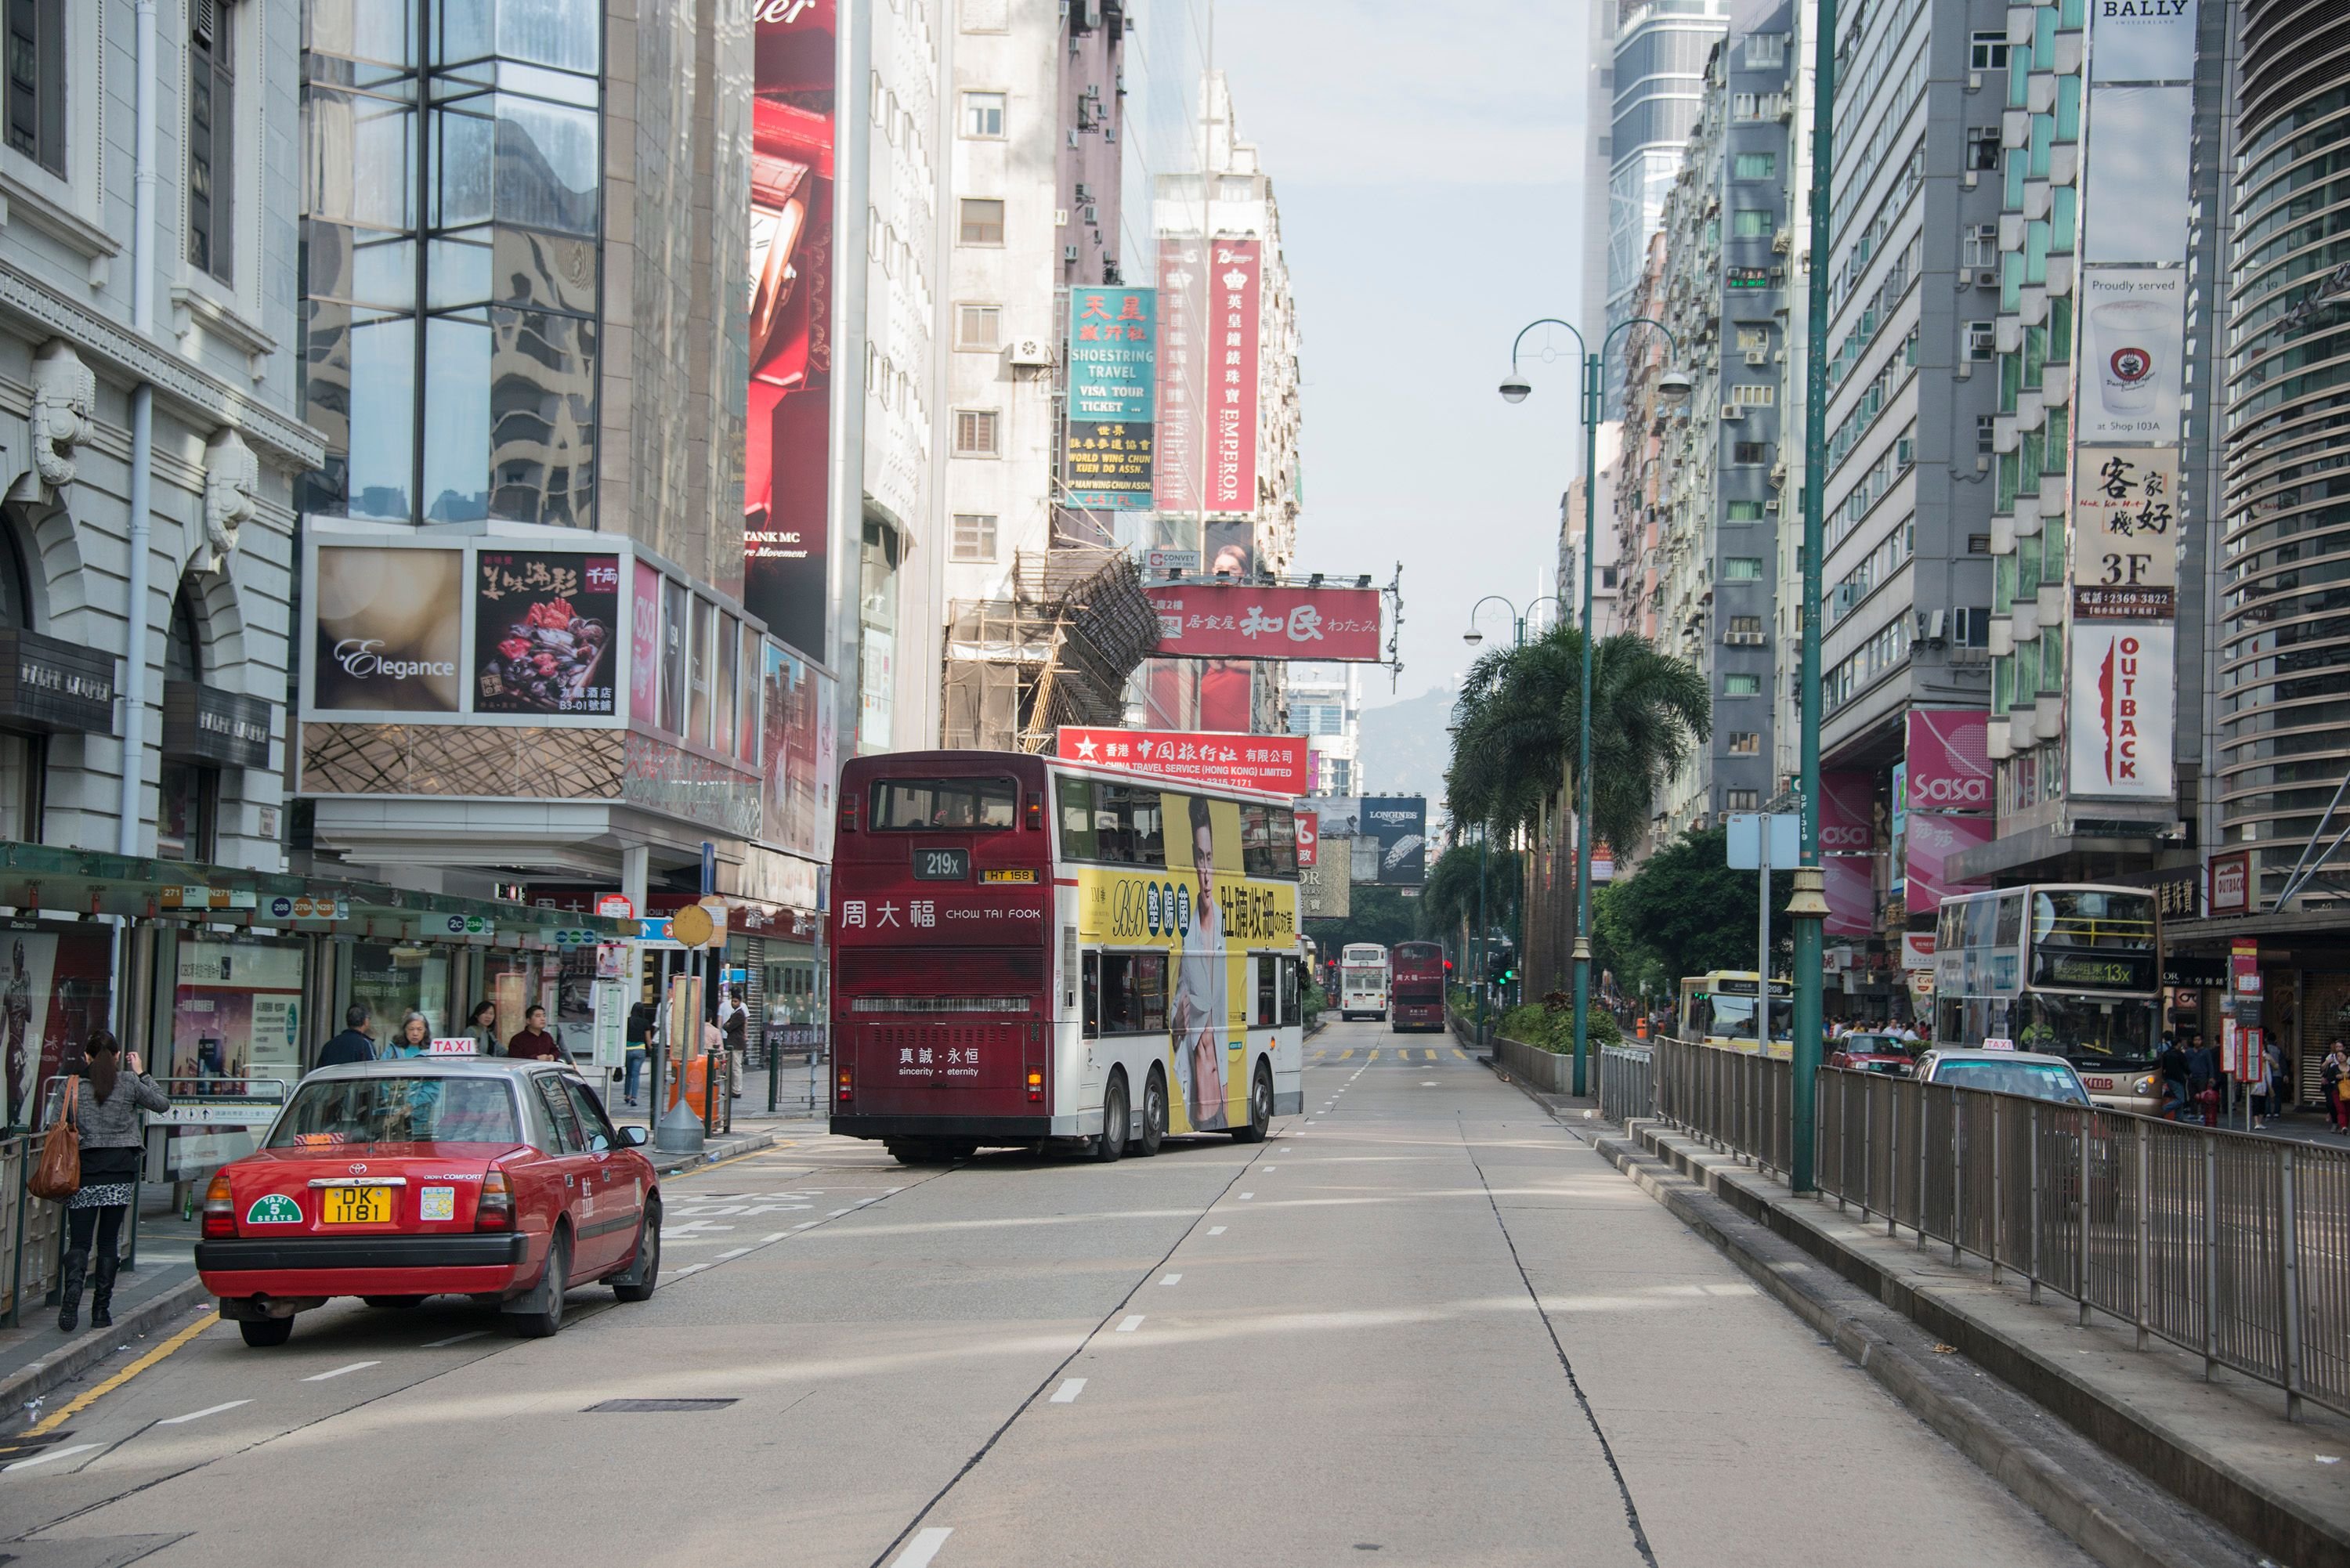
<box><xmin>323</xmin><ymin>1187</ymin><xmax>393</xmax><ymax>1225</ymax></box>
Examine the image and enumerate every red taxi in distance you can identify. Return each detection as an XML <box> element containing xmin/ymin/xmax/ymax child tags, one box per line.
<box><xmin>195</xmin><ymin>1059</ymin><xmax>661</xmax><ymax>1346</ymax></box>
<box><xmin>1824</xmin><ymin>1031</ymin><xmax>1918</xmax><ymax>1076</ymax></box>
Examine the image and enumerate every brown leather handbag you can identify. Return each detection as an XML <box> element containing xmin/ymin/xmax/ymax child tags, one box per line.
<box><xmin>26</xmin><ymin>1089</ymin><xmax>78</xmax><ymax>1201</ymax></box>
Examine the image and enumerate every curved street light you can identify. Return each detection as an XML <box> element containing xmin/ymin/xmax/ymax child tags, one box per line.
<box><xmin>1496</xmin><ymin>313</ymin><xmax>1685</xmax><ymax>1096</ymax></box>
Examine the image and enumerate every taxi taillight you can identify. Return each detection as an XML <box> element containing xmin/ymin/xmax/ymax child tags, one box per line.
<box><xmin>475</xmin><ymin>1169</ymin><xmax>514</xmax><ymax>1231</ymax></box>
<box><xmin>201</xmin><ymin>1170</ymin><xmax>236</xmax><ymax>1238</ymax></box>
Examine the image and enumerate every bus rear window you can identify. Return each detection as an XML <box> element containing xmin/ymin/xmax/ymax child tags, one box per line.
<box><xmin>870</xmin><ymin>777</ymin><xmax>1018</xmax><ymax>830</ymax></box>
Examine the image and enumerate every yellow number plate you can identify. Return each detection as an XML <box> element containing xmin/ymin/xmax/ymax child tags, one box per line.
<box><xmin>980</xmin><ymin>869</ymin><xmax>1038</xmax><ymax>883</ymax></box>
<box><xmin>323</xmin><ymin>1187</ymin><xmax>393</xmax><ymax>1225</ymax></box>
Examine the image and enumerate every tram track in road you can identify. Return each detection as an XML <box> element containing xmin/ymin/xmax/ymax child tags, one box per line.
<box><xmin>1</xmin><ymin>1141</ymin><xmax>961</xmax><ymax>1545</ymax></box>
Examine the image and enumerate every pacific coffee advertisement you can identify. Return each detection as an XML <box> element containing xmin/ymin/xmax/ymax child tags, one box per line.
<box><xmin>311</xmin><ymin>547</ymin><xmax>464</xmax><ymax>712</ymax></box>
<box><xmin>473</xmin><ymin>551</ymin><xmax>620</xmax><ymax>716</ymax></box>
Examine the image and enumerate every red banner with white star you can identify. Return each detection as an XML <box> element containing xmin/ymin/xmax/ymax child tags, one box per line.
<box><xmin>1055</xmin><ymin>727</ymin><xmax>1308</xmax><ymax>797</ymax></box>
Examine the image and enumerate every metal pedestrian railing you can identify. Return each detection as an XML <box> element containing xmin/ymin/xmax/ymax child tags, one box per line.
<box><xmin>1597</xmin><ymin>1044</ymin><xmax>1655</xmax><ymax>1124</ymax></box>
<box><xmin>1641</xmin><ymin>1036</ymin><xmax>2350</xmax><ymax>1422</ymax></box>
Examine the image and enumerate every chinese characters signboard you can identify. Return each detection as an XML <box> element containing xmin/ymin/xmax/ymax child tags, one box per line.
<box><xmin>1146</xmin><ymin>583</ymin><xmax>1381</xmax><ymax>663</ymax></box>
<box><xmin>1055</xmin><ymin>727</ymin><xmax>1308</xmax><ymax>796</ymax></box>
<box><xmin>1065</xmin><ymin>286</ymin><xmax>1155</xmax><ymax>510</ymax></box>
<box><xmin>1206</xmin><ymin>240</ymin><xmax>1260</xmax><ymax>512</ymax></box>
<box><xmin>473</xmin><ymin>551</ymin><xmax>620</xmax><ymax>716</ymax></box>
<box><xmin>1153</xmin><ymin>237</ymin><xmax>1205</xmax><ymax>515</ymax></box>
<box><xmin>2072</xmin><ymin>447</ymin><xmax>2178</xmax><ymax>619</ymax></box>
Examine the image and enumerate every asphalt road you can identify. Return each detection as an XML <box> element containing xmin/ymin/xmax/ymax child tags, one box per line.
<box><xmin>3</xmin><ymin>1017</ymin><xmax>2095</xmax><ymax>1567</ymax></box>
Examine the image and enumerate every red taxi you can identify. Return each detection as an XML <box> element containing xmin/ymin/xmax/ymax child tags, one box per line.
<box><xmin>1824</xmin><ymin>1031</ymin><xmax>1918</xmax><ymax>1076</ymax></box>
<box><xmin>195</xmin><ymin>1059</ymin><xmax>661</xmax><ymax>1346</ymax></box>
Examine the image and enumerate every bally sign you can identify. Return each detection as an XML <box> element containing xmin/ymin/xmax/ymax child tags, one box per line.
<box><xmin>2068</xmin><ymin>625</ymin><xmax>2175</xmax><ymax>799</ymax></box>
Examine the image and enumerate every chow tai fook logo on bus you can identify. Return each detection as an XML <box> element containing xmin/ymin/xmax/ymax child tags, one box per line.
<box><xmin>2067</xmin><ymin>624</ymin><xmax>2175</xmax><ymax>799</ymax></box>
<box><xmin>833</xmin><ymin>895</ymin><xmax>1045</xmax><ymax>941</ymax></box>
<box><xmin>1145</xmin><ymin>584</ymin><xmax>1383</xmax><ymax>663</ymax></box>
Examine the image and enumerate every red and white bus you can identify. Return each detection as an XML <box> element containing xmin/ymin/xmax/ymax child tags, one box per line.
<box><xmin>830</xmin><ymin>750</ymin><xmax>1307</xmax><ymax>1164</ymax></box>
<box><xmin>1390</xmin><ymin>940</ymin><xmax>1448</xmax><ymax>1031</ymax></box>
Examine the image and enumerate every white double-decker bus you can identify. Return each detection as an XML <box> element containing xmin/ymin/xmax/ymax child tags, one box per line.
<box><xmin>1338</xmin><ymin>943</ymin><xmax>1389</xmax><ymax>1021</ymax></box>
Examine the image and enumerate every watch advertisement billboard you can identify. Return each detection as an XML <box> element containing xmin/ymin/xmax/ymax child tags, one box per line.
<box><xmin>2067</xmin><ymin>623</ymin><xmax>2176</xmax><ymax>798</ymax></box>
<box><xmin>1055</xmin><ymin>726</ymin><xmax>1309</xmax><ymax>796</ymax></box>
<box><xmin>311</xmin><ymin>547</ymin><xmax>464</xmax><ymax>713</ymax></box>
<box><xmin>743</xmin><ymin>0</ymin><xmax>837</xmax><ymax>661</ymax></box>
<box><xmin>472</xmin><ymin>551</ymin><xmax>620</xmax><ymax>716</ymax></box>
<box><xmin>1148</xmin><ymin>583</ymin><xmax>1382</xmax><ymax>662</ymax></box>
<box><xmin>1065</xmin><ymin>286</ymin><xmax>1155</xmax><ymax>510</ymax></box>
<box><xmin>1361</xmin><ymin>797</ymin><xmax>1427</xmax><ymax>885</ymax></box>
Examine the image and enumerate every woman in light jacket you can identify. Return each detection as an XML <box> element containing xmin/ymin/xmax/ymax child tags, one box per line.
<box><xmin>60</xmin><ymin>1030</ymin><xmax>170</xmax><ymax>1331</ymax></box>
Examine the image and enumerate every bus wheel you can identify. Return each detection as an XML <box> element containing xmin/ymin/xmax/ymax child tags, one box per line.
<box><xmin>1231</xmin><ymin>1061</ymin><xmax>1272</xmax><ymax>1143</ymax></box>
<box><xmin>1136</xmin><ymin>1068</ymin><xmax>1167</xmax><ymax>1157</ymax></box>
<box><xmin>1093</xmin><ymin>1073</ymin><xmax>1129</xmax><ymax>1162</ymax></box>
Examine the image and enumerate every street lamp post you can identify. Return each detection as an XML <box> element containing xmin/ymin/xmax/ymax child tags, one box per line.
<box><xmin>1462</xmin><ymin>594</ymin><xmax>1564</xmax><ymax>1032</ymax></box>
<box><xmin>1784</xmin><ymin>0</ymin><xmax>1843</xmax><ymax>1195</ymax></box>
<box><xmin>1499</xmin><ymin>320</ymin><xmax>1688</xmax><ymax>1097</ymax></box>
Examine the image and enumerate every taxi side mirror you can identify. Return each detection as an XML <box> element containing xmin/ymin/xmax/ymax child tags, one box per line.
<box><xmin>621</xmin><ymin>1124</ymin><xmax>650</xmax><ymax>1147</ymax></box>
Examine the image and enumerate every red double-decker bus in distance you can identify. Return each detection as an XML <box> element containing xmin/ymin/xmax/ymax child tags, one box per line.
<box><xmin>830</xmin><ymin>750</ymin><xmax>1307</xmax><ymax>1165</ymax></box>
<box><xmin>1390</xmin><ymin>940</ymin><xmax>1448</xmax><ymax>1031</ymax></box>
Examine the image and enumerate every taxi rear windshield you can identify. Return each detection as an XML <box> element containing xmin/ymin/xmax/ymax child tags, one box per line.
<box><xmin>268</xmin><ymin>1077</ymin><xmax>523</xmax><ymax>1147</ymax></box>
<box><xmin>870</xmin><ymin>777</ymin><xmax>1018</xmax><ymax>830</ymax></box>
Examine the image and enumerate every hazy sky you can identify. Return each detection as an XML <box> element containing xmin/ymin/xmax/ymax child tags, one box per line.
<box><xmin>1217</xmin><ymin>1</ymin><xmax>1597</xmax><ymax>714</ymax></box>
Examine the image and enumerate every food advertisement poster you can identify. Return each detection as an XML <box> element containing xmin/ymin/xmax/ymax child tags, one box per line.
<box><xmin>1</xmin><ymin>923</ymin><xmax>112</xmax><ymax>1132</ymax></box>
<box><xmin>743</xmin><ymin>0</ymin><xmax>837</xmax><ymax>662</ymax></box>
<box><xmin>2077</xmin><ymin>270</ymin><xmax>2185</xmax><ymax>443</ymax></box>
<box><xmin>473</xmin><ymin>551</ymin><xmax>620</xmax><ymax>716</ymax></box>
<box><xmin>170</xmin><ymin>939</ymin><xmax>304</xmax><ymax>1085</ymax></box>
<box><xmin>1065</xmin><ymin>285</ymin><xmax>1155</xmax><ymax>510</ymax></box>
<box><xmin>310</xmin><ymin>547</ymin><xmax>464</xmax><ymax>713</ymax></box>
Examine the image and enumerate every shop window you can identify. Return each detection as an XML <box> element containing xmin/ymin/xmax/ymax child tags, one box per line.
<box><xmin>157</xmin><ymin>761</ymin><xmax>219</xmax><ymax>862</ymax></box>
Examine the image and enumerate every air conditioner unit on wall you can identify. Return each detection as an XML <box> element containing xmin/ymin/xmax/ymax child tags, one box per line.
<box><xmin>1008</xmin><ymin>338</ymin><xmax>1053</xmax><ymax>367</ymax></box>
<box><xmin>1721</xmin><ymin>405</ymin><xmax>1747</xmax><ymax>421</ymax></box>
<box><xmin>1745</xmin><ymin>348</ymin><xmax>1769</xmax><ymax>366</ymax></box>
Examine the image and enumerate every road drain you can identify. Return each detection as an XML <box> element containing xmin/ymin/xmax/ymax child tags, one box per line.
<box><xmin>585</xmin><ymin>1397</ymin><xmax>739</xmax><ymax>1413</ymax></box>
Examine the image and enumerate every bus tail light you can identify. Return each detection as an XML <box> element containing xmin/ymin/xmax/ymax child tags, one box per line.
<box><xmin>1025</xmin><ymin>797</ymin><xmax>1043</xmax><ymax>830</ymax></box>
<box><xmin>202</xmin><ymin>1171</ymin><xmax>237</xmax><ymax>1238</ymax></box>
<box><xmin>839</xmin><ymin>797</ymin><xmax>859</xmax><ymax>833</ymax></box>
<box><xmin>475</xmin><ymin>1170</ymin><xmax>514</xmax><ymax>1231</ymax></box>
<box><xmin>1026</xmin><ymin>1070</ymin><xmax>1043</xmax><ymax>1103</ymax></box>
<box><xmin>837</xmin><ymin>1064</ymin><xmax>855</xmax><ymax>1102</ymax></box>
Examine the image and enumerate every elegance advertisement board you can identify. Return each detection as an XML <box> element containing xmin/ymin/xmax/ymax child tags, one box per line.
<box><xmin>1206</xmin><ymin>240</ymin><xmax>1261</xmax><ymax>512</ymax></box>
<box><xmin>1147</xmin><ymin>583</ymin><xmax>1382</xmax><ymax>662</ymax></box>
<box><xmin>311</xmin><ymin>547</ymin><xmax>465</xmax><ymax>712</ymax></box>
<box><xmin>1065</xmin><ymin>286</ymin><xmax>1155</xmax><ymax>510</ymax></box>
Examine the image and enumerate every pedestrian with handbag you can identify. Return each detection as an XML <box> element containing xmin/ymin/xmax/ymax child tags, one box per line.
<box><xmin>2325</xmin><ymin>1039</ymin><xmax>2350</xmax><ymax>1135</ymax></box>
<box><xmin>55</xmin><ymin>1031</ymin><xmax>168</xmax><ymax>1331</ymax></box>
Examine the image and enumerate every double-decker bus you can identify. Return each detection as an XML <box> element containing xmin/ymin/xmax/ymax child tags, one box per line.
<box><xmin>1338</xmin><ymin>943</ymin><xmax>1389</xmax><ymax>1021</ymax></box>
<box><xmin>1390</xmin><ymin>940</ymin><xmax>1448</xmax><ymax>1031</ymax></box>
<box><xmin>1678</xmin><ymin>971</ymin><xmax>1793</xmax><ymax>1055</ymax></box>
<box><xmin>830</xmin><ymin>750</ymin><xmax>1306</xmax><ymax>1163</ymax></box>
<box><xmin>1931</xmin><ymin>883</ymin><xmax>2162</xmax><ymax>1112</ymax></box>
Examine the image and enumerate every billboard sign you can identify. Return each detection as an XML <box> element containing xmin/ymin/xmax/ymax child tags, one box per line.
<box><xmin>1296</xmin><ymin>808</ymin><xmax>1318</xmax><ymax>868</ymax></box>
<box><xmin>472</xmin><ymin>551</ymin><xmax>620</xmax><ymax>717</ymax></box>
<box><xmin>2077</xmin><ymin>270</ymin><xmax>2186</xmax><ymax>442</ymax></box>
<box><xmin>2072</xmin><ymin>446</ymin><xmax>2179</xmax><ymax>619</ymax></box>
<box><xmin>1206</xmin><ymin>240</ymin><xmax>1261</xmax><ymax>512</ymax></box>
<box><xmin>1820</xmin><ymin>771</ymin><xmax>1876</xmax><ymax>854</ymax></box>
<box><xmin>1904</xmin><ymin>710</ymin><xmax>1992</xmax><ymax>813</ymax></box>
<box><xmin>2067</xmin><ymin>624</ymin><xmax>2175</xmax><ymax>798</ymax></box>
<box><xmin>310</xmin><ymin>547</ymin><xmax>464</xmax><ymax>713</ymax></box>
<box><xmin>1065</xmin><ymin>286</ymin><xmax>1155</xmax><ymax>510</ymax></box>
<box><xmin>743</xmin><ymin>0</ymin><xmax>837</xmax><ymax>660</ymax></box>
<box><xmin>1055</xmin><ymin>727</ymin><xmax>1309</xmax><ymax>796</ymax></box>
<box><xmin>1361</xmin><ymin>796</ymin><xmax>1427</xmax><ymax>885</ymax></box>
<box><xmin>2081</xmin><ymin>87</ymin><xmax>2193</xmax><ymax>264</ymax></box>
<box><xmin>2208</xmin><ymin>848</ymin><xmax>2252</xmax><ymax>916</ymax></box>
<box><xmin>1153</xmin><ymin>236</ymin><xmax>1206</xmax><ymax>515</ymax></box>
<box><xmin>1904</xmin><ymin>811</ymin><xmax>1994</xmax><ymax>912</ymax></box>
<box><xmin>2090</xmin><ymin>0</ymin><xmax>2198</xmax><ymax>81</ymax></box>
<box><xmin>1148</xmin><ymin>583</ymin><xmax>1382</xmax><ymax>662</ymax></box>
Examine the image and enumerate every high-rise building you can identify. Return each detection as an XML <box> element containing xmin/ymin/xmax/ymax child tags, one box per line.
<box><xmin>1605</xmin><ymin>0</ymin><xmax>1732</xmax><ymax>414</ymax></box>
<box><xmin>1285</xmin><ymin>663</ymin><xmax>1363</xmax><ymax>798</ymax></box>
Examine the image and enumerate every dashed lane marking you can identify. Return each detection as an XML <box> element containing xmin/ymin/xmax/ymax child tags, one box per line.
<box><xmin>1115</xmin><ymin>1314</ymin><xmax>1145</xmax><ymax>1332</ymax></box>
<box><xmin>1162</xmin><ymin>1274</ymin><xmax>1181</xmax><ymax>1285</ymax></box>
<box><xmin>1050</xmin><ymin>1378</ymin><xmax>1086</xmax><ymax>1404</ymax></box>
<box><xmin>1208</xmin><ymin>1226</ymin><xmax>1227</xmax><ymax>1236</ymax></box>
<box><xmin>157</xmin><ymin>1400</ymin><xmax>250</xmax><ymax>1425</ymax></box>
<box><xmin>892</xmin><ymin>1526</ymin><xmax>954</xmax><ymax>1567</ymax></box>
<box><xmin>4</xmin><ymin>1442</ymin><xmax>97</xmax><ymax>1473</ymax></box>
<box><xmin>302</xmin><ymin>1360</ymin><xmax>381</xmax><ymax>1382</ymax></box>
<box><xmin>421</xmin><ymin>1331</ymin><xmax>490</xmax><ymax>1349</ymax></box>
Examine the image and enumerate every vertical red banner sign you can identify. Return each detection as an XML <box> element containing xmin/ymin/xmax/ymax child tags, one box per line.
<box><xmin>1208</xmin><ymin>238</ymin><xmax>1262</xmax><ymax>512</ymax></box>
<box><xmin>1153</xmin><ymin>236</ymin><xmax>1204</xmax><ymax>515</ymax></box>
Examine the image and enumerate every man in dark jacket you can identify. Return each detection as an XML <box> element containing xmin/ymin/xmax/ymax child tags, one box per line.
<box><xmin>317</xmin><ymin>1005</ymin><xmax>376</xmax><ymax>1067</ymax></box>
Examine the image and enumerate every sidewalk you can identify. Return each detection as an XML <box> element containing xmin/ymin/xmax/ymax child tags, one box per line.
<box><xmin>1502</xmin><ymin>1074</ymin><xmax>2350</xmax><ymax>1568</ymax></box>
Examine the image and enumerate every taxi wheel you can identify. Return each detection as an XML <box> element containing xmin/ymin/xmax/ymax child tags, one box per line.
<box><xmin>614</xmin><ymin>1207</ymin><xmax>660</xmax><ymax>1302</ymax></box>
<box><xmin>1092</xmin><ymin>1073</ymin><xmax>1129</xmax><ymax>1162</ymax></box>
<box><xmin>239</xmin><ymin>1316</ymin><xmax>293</xmax><ymax>1348</ymax></box>
<box><xmin>507</xmin><ymin>1232</ymin><xmax>569</xmax><ymax>1339</ymax></box>
<box><xmin>1136</xmin><ymin>1068</ymin><xmax>1167</xmax><ymax>1158</ymax></box>
<box><xmin>363</xmin><ymin>1295</ymin><xmax>426</xmax><ymax>1309</ymax></box>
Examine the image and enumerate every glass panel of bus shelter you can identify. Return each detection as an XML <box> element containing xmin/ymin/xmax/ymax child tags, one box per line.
<box><xmin>350</xmin><ymin>941</ymin><xmax>452</xmax><ymax>1043</ymax></box>
<box><xmin>483</xmin><ymin>952</ymin><xmax>544</xmax><ymax>1047</ymax></box>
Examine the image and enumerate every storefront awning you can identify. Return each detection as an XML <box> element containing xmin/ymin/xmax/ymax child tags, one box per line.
<box><xmin>0</xmin><ymin>840</ymin><xmax>641</xmax><ymax>949</ymax></box>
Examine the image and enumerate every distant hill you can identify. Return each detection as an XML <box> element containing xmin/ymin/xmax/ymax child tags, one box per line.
<box><xmin>1358</xmin><ymin>685</ymin><xmax>1454</xmax><ymax>811</ymax></box>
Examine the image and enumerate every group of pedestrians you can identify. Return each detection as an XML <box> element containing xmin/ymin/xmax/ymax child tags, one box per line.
<box><xmin>2154</xmin><ymin>1030</ymin><xmax>2306</xmax><ymax>1129</ymax></box>
<box><xmin>315</xmin><ymin>1001</ymin><xmax>562</xmax><ymax>1067</ymax></box>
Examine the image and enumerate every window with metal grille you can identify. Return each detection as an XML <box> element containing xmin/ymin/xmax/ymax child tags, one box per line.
<box><xmin>5</xmin><ymin>0</ymin><xmax>64</xmax><ymax>175</ymax></box>
<box><xmin>1727</xmin><ymin>732</ymin><xmax>1761</xmax><ymax>756</ymax></box>
<box><xmin>188</xmin><ymin>0</ymin><xmax>235</xmax><ymax>282</ymax></box>
<box><xmin>953</xmin><ymin>409</ymin><xmax>1000</xmax><ymax>455</ymax></box>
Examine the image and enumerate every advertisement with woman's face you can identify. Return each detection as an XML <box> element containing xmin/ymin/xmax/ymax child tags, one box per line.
<box><xmin>1166</xmin><ymin>793</ymin><xmax>1243</xmax><ymax>1131</ymax></box>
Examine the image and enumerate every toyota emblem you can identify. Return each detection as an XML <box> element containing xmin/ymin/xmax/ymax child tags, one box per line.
<box><xmin>349</xmin><ymin>1162</ymin><xmax>367</xmax><ymax>1175</ymax></box>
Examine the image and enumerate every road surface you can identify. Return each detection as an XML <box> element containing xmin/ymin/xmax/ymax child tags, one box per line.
<box><xmin>4</xmin><ymin>1017</ymin><xmax>2093</xmax><ymax>1567</ymax></box>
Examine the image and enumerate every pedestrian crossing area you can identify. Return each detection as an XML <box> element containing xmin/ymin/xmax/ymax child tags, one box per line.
<box><xmin>1307</xmin><ymin>1046</ymin><xmax>1472</xmax><ymax>1063</ymax></box>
